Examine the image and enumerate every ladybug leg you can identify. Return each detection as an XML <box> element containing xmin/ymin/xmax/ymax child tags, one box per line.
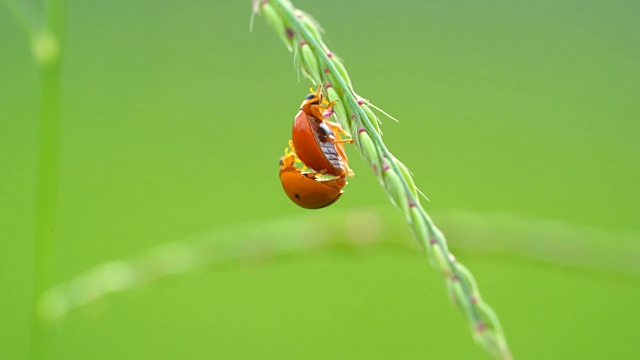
<box><xmin>313</xmin><ymin>100</ymin><xmax>337</xmax><ymax>112</ymax></box>
<box><xmin>308</xmin><ymin>100</ymin><xmax>337</xmax><ymax>119</ymax></box>
<box><xmin>310</xmin><ymin>86</ymin><xmax>323</xmax><ymax>98</ymax></box>
<box><xmin>284</xmin><ymin>141</ymin><xmax>296</xmax><ymax>157</ymax></box>
<box><xmin>321</xmin><ymin>121</ymin><xmax>354</xmax><ymax>144</ymax></box>
<box><xmin>324</xmin><ymin>99</ymin><xmax>337</xmax><ymax>109</ymax></box>
<box><xmin>324</xmin><ymin>120</ymin><xmax>342</xmax><ymax>128</ymax></box>
<box><xmin>345</xmin><ymin>168</ymin><xmax>355</xmax><ymax>177</ymax></box>
<box><xmin>290</xmin><ymin>154</ymin><xmax>308</xmax><ymax>170</ymax></box>
<box><xmin>309</xmin><ymin>104</ymin><xmax>330</xmax><ymax>119</ymax></box>
<box><xmin>323</xmin><ymin>120</ymin><xmax>350</xmax><ymax>135</ymax></box>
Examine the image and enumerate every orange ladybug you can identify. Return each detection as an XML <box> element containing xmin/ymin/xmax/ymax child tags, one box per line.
<box><xmin>279</xmin><ymin>147</ymin><xmax>346</xmax><ymax>209</ymax></box>
<box><xmin>292</xmin><ymin>87</ymin><xmax>352</xmax><ymax>177</ymax></box>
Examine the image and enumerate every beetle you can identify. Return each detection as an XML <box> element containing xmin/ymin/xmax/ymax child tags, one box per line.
<box><xmin>292</xmin><ymin>87</ymin><xmax>353</xmax><ymax>177</ymax></box>
<box><xmin>279</xmin><ymin>149</ymin><xmax>346</xmax><ymax>209</ymax></box>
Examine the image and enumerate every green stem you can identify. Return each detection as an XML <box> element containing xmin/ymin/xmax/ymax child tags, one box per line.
<box><xmin>31</xmin><ymin>58</ymin><xmax>61</xmax><ymax>360</ymax></box>
<box><xmin>277</xmin><ymin>0</ymin><xmax>480</xmax><ymax>322</ymax></box>
<box><xmin>260</xmin><ymin>1</ymin><xmax>511</xmax><ymax>358</ymax></box>
<box><xmin>31</xmin><ymin>0</ymin><xmax>68</xmax><ymax>359</ymax></box>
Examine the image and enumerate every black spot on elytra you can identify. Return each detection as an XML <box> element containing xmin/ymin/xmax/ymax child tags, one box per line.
<box><xmin>294</xmin><ymin>193</ymin><xmax>300</xmax><ymax>199</ymax></box>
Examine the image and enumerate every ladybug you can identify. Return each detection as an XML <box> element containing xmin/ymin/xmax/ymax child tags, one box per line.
<box><xmin>279</xmin><ymin>149</ymin><xmax>346</xmax><ymax>209</ymax></box>
<box><xmin>292</xmin><ymin>87</ymin><xmax>353</xmax><ymax>177</ymax></box>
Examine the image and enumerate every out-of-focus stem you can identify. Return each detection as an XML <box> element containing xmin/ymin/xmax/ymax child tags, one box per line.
<box><xmin>31</xmin><ymin>0</ymin><xmax>68</xmax><ymax>359</ymax></box>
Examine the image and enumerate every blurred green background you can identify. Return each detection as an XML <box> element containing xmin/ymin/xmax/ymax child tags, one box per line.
<box><xmin>1</xmin><ymin>0</ymin><xmax>639</xmax><ymax>358</ymax></box>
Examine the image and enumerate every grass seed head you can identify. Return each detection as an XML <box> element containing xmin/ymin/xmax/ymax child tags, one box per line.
<box><xmin>325</xmin><ymin>85</ymin><xmax>349</xmax><ymax>130</ymax></box>
<box><xmin>260</xmin><ymin>4</ymin><xmax>292</xmax><ymax>51</ymax></box>
<box><xmin>382</xmin><ymin>164</ymin><xmax>410</xmax><ymax>213</ymax></box>
<box><xmin>256</xmin><ymin>2</ymin><xmax>512</xmax><ymax>358</ymax></box>
<box><xmin>360</xmin><ymin>105</ymin><xmax>382</xmax><ymax>135</ymax></box>
<box><xmin>300</xmin><ymin>41</ymin><xmax>321</xmax><ymax>84</ymax></box>
<box><xmin>356</xmin><ymin>130</ymin><xmax>379</xmax><ymax>171</ymax></box>
<box><xmin>330</xmin><ymin>56</ymin><xmax>352</xmax><ymax>88</ymax></box>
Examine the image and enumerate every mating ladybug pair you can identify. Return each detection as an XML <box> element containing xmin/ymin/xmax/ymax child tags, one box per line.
<box><xmin>279</xmin><ymin>87</ymin><xmax>354</xmax><ymax>209</ymax></box>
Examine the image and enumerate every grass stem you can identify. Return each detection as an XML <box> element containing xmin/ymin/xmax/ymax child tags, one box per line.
<box><xmin>28</xmin><ymin>0</ymin><xmax>68</xmax><ymax>358</ymax></box>
<box><xmin>255</xmin><ymin>1</ymin><xmax>512</xmax><ymax>358</ymax></box>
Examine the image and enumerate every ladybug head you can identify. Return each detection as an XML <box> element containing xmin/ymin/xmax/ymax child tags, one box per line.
<box><xmin>302</xmin><ymin>92</ymin><xmax>321</xmax><ymax>107</ymax></box>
